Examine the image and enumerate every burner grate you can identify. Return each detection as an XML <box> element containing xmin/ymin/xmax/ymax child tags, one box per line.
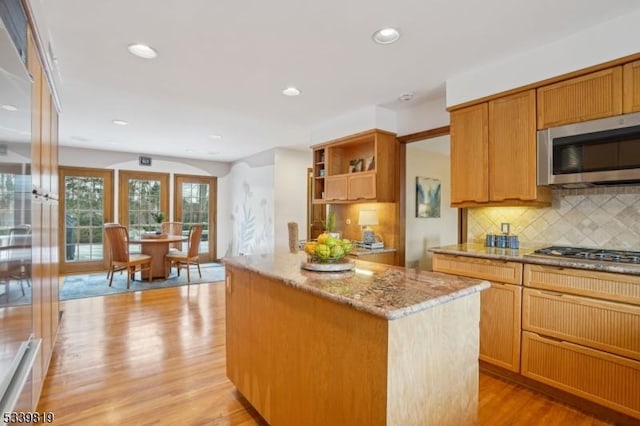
<box><xmin>533</xmin><ymin>246</ymin><xmax>640</xmax><ymax>264</ymax></box>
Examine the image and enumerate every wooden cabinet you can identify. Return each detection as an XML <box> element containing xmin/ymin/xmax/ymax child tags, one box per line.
<box><xmin>450</xmin><ymin>90</ymin><xmax>550</xmax><ymax>207</ymax></box>
<box><xmin>347</xmin><ymin>250</ymin><xmax>396</xmax><ymax>266</ymax></box>
<box><xmin>27</xmin><ymin>28</ymin><xmax>60</xmax><ymax>407</ymax></box>
<box><xmin>522</xmin><ymin>264</ymin><xmax>640</xmax><ymax>420</ymax></box>
<box><xmin>450</xmin><ymin>103</ymin><xmax>488</xmax><ymax>205</ymax></box>
<box><xmin>225</xmin><ymin>262</ymin><xmax>482</xmax><ymax>426</ymax></box>
<box><xmin>325</xmin><ymin>175</ymin><xmax>348</xmax><ymax>201</ymax></box>
<box><xmin>623</xmin><ymin>60</ymin><xmax>640</xmax><ymax>113</ymax></box>
<box><xmin>489</xmin><ymin>90</ymin><xmax>548</xmax><ymax>203</ymax></box>
<box><xmin>312</xmin><ymin>129</ymin><xmax>398</xmax><ymax>203</ymax></box>
<box><xmin>537</xmin><ymin>67</ymin><xmax>623</xmax><ymax>129</ymax></box>
<box><xmin>432</xmin><ymin>253</ymin><xmax>523</xmax><ymax>372</ymax></box>
<box><xmin>521</xmin><ymin>331</ymin><xmax>640</xmax><ymax>420</ymax></box>
<box><xmin>224</xmin><ymin>267</ymin><xmax>253</xmax><ymax>396</ymax></box>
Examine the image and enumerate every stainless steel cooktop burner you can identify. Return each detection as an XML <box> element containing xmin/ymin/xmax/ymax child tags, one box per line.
<box><xmin>532</xmin><ymin>246</ymin><xmax>640</xmax><ymax>264</ymax></box>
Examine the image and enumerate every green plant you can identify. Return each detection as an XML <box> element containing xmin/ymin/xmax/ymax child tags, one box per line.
<box><xmin>151</xmin><ymin>211</ymin><xmax>165</xmax><ymax>224</ymax></box>
<box><xmin>325</xmin><ymin>211</ymin><xmax>336</xmax><ymax>232</ymax></box>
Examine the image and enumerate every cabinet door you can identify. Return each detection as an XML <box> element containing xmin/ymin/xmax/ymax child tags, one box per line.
<box><xmin>450</xmin><ymin>103</ymin><xmax>489</xmax><ymax>205</ymax></box>
<box><xmin>325</xmin><ymin>176</ymin><xmax>348</xmax><ymax>201</ymax></box>
<box><xmin>623</xmin><ymin>60</ymin><xmax>640</xmax><ymax>113</ymax></box>
<box><xmin>225</xmin><ymin>267</ymin><xmax>253</xmax><ymax>396</ymax></box>
<box><xmin>348</xmin><ymin>171</ymin><xmax>376</xmax><ymax>200</ymax></box>
<box><xmin>489</xmin><ymin>90</ymin><xmax>538</xmax><ymax>202</ymax></box>
<box><xmin>537</xmin><ymin>66</ymin><xmax>623</xmax><ymax>129</ymax></box>
<box><xmin>480</xmin><ymin>282</ymin><xmax>522</xmax><ymax>372</ymax></box>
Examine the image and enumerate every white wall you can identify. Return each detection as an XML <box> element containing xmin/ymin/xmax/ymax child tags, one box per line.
<box><xmin>446</xmin><ymin>8</ymin><xmax>640</xmax><ymax>107</ymax></box>
<box><xmin>405</xmin><ymin>135</ymin><xmax>458</xmax><ymax>270</ymax></box>
<box><xmin>219</xmin><ymin>151</ymin><xmax>275</xmax><ymax>257</ymax></box>
<box><xmin>273</xmin><ymin>148</ymin><xmax>312</xmax><ymax>252</ymax></box>
<box><xmin>310</xmin><ymin>106</ymin><xmax>397</xmax><ymax>144</ymax></box>
<box><xmin>396</xmin><ymin>96</ymin><xmax>450</xmax><ymax>136</ymax></box>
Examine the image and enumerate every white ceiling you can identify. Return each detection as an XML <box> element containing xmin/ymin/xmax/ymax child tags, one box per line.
<box><xmin>13</xmin><ymin>0</ymin><xmax>640</xmax><ymax>161</ymax></box>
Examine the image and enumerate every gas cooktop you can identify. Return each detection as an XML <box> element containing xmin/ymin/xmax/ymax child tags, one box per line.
<box><xmin>531</xmin><ymin>246</ymin><xmax>640</xmax><ymax>264</ymax></box>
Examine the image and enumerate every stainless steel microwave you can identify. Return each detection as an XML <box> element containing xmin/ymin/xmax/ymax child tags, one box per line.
<box><xmin>537</xmin><ymin>112</ymin><xmax>640</xmax><ymax>187</ymax></box>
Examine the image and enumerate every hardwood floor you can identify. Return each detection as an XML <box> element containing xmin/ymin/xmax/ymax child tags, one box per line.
<box><xmin>38</xmin><ymin>283</ymin><xmax>612</xmax><ymax>425</ymax></box>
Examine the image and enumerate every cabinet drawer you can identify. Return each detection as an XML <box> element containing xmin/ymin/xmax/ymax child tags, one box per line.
<box><xmin>523</xmin><ymin>288</ymin><xmax>640</xmax><ymax>361</ymax></box>
<box><xmin>524</xmin><ymin>264</ymin><xmax>640</xmax><ymax>305</ymax></box>
<box><xmin>432</xmin><ymin>253</ymin><xmax>522</xmax><ymax>284</ymax></box>
<box><xmin>522</xmin><ymin>331</ymin><xmax>640</xmax><ymax>419</ymax></box>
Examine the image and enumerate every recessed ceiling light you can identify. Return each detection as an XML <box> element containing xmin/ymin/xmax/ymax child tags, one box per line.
<box><xmin>282</xmin><ymin>87</ymin><xmax>301</xmax><ymax>96</ymax></box>
<box><xmin>1</xmin><ymin>104</ymin><xmax>18</xmax><ymax>111</ymax></box>
<box><xmin>185</xmin><ymin>149</ymin><xmax>195</xmax><ymax>153</ymax></box>
<box><xmin>127</xmin><ymin>43</ymin><xmax>158</xmax><ymax>59</ymax></box>
<box><xmin>207</xmin><ymin>151</ymin><xmax>219</xmax><ymax>155</ymax></box>
<box><xmin>399</xmin><ymin>92</ymin><xmax>415</xmax><ymax>101</ymax></box>
<box><xmin>112</xmin><ymin>119</ymin><xmax>128</xmax><ymax>126</ymax></box>
<box><xmin>208</xmin><ymin>134</ymin><xmax>222</xmax><ymax>140</ymax></box>
<box><xmin>372</xmin><ymin>27</ymin><xmax>400</xmax><ymax>44</ymax></box>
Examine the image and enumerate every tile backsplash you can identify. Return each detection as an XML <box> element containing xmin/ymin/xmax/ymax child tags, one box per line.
<box><xmin>467</xmin><ymin>186</ymin><xmax>640</xmax><ymax>250</ymax></box>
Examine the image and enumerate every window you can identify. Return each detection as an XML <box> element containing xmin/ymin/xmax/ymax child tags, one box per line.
<box><xmin>118</xmin><ymin>170</ymin><xmax>169</xmax><ymax>241</ymax></box>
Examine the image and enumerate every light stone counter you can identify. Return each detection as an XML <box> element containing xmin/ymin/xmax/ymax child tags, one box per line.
<box><xmin>430</xmin><ymin>243</ymin><xmax>640</xmax><ymax>276</ymax></box>
<box><xmin>222</xmin><ymin>251</ymin><xmax>489</xmax><ymax>320</ymax></box>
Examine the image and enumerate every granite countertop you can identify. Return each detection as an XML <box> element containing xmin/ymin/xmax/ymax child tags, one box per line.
<box><xmin>222</xmin><ymin>252</ymin><xmax>489</xmax><ymax>320</ymax></box>
<box><xmin>430</xmin><ymin>243</ymin><xmax>640</xmax><ymax>276</ymax></box>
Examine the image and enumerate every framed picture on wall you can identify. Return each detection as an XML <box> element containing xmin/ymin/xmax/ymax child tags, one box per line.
<box><xmin>416</xmin><ymin>177</ymin><xmax>441</xmax><ymax>218</ymax></box>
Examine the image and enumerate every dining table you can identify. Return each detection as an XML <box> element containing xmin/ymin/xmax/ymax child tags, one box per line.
<box><xmin>129</xmin><ymin>234</ymin><xmax>187</xmax><ymax>279</ymax></box>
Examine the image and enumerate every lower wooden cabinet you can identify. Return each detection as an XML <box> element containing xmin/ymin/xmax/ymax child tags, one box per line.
<box><xmin>480</xmin><ymin>283</ymin><xmax>522</xmax><ymax>372</ymax></box>
<box><xmin>347</xmin><ymin>251</ymin><xmax>395</xmax><ymax>266</ymax></box>
<box><xmin>522</xmin><ymin>331</ymin><xmax>640</xmax><ymax>419</ymax></box>
<box><xmin>432</xmin><ymin>253</ymin><xmax>523</xmax><ymax>371</ymax></box>
<box><xmin>523</xmin><ymin>288</ymin><xmax>640</xmax><ymax>361</ymax></box>
<box><xmin>523</xmin><ymin>263</ymin><xmax>640</xmax><ymax>420</ymax></box>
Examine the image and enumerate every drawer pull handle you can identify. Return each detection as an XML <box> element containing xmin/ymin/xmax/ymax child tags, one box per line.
<box><xmin>542</xmin><ymin>335</ymin><xmax>566</xmax><ymax>344</ymax></box>
<box><xmin>540</xmin><ymin>290</ymin><xmax>564</xmax><ymax>297</ymax></box>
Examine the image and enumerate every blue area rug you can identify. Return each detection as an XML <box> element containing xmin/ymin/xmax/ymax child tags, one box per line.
<box><xmin>60</xmin><ymin>263</ymin><xmax>225</xmax><ymax>301</ymax></box>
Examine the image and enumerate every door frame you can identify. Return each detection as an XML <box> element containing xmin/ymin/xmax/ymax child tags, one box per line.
<box><xmin>173</xmin><ymin>174</ymin><xmax>217</xmax><ymax>261</ymax></box>
<box><xmin>397</xmin><ymin>126</ymin><xmax>466</xmax><ymax>267</ymax></box>
<box><xmin>58</xmin><ymin>166</ymin><xmax>114</xmax><ymax>274</ymax></box>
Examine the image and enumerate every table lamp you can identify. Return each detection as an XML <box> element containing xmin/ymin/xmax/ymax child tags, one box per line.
<box><xmin>358</xmin><ymin>210</ymin><xmax>379</xmax><ymax>243</ymax></box>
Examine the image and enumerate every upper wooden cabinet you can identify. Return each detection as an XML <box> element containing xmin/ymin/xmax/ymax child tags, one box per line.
<box><xmin>624</xmin><ymin>59</ymin><xmax>640</xmax><ymax>113</ymax></box>
<box><xmin>312</xmin><ymin>129</ymin><xmax>398</xmax><ymax>204</ymax></box>
<box><xmin>537</xmin><ymin>67</ymin><xmax>623</xmax><ymax>129</ymax></box>
<box><xmin>450</xmin><ymin>103</ymin><xmax>489</xmax><ymax>205</ymax></box>
<box><xmin>450</xmin><ymin>90</ymin><xmax>550</xmax><ymax>207</ymax></box>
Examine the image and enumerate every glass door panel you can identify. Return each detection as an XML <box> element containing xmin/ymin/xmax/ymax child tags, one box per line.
<box><xmin>59</xmin><ymin>167</ymin><xmax>113</xmax><ymax>273</ymax></box>
<box><xmin>174</xmin><ymin>174</ymin><xmax>216</xmax><ymax>261</ymax></box>
<box><xmin>118</xmin><ymin>171</ymin><xmax>169</xmax><ymax>243</ymax></box>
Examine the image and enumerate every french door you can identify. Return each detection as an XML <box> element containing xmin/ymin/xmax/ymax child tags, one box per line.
<box><xmin>174</xmin><ymin>174</ymin><xmax>217</xmax><ymax>261</ymax></box>
<box><xmin>59</xmin><ymin>167</ymin><xmax>114</xmax><ymax>273</ymax></box>
<box><xmin>118</xmin><ymin>171</ymin><xmax>169</xmax><ymax>240</ymax></box>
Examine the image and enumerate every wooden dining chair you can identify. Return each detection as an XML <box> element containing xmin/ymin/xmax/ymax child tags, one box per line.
<box><xmin>104</xmin><ymin>225</ymin><xmax>152</xmax><ymax>288</ymax></box>
<box><xmin>165</xmin><ymin>224</ymin><xmax>203</xmax><ymax>283</ymax></box>
<box><xmin>161</xmin><ymin>221</ymin><xmax>183</xmax><ymax>251</ymax></box>
<box><xmin>103</xmin><ymin>223</ymin><xmax>121</xmax><ymax>279</ymax></box>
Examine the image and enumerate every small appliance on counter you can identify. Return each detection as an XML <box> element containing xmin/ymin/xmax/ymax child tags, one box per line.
<box><xmin>356</xmin><ymin>241</ymin><xmax>384</xmax><ymax>250</ymax></box>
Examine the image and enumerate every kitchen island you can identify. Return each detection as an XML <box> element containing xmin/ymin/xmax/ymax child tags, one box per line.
<box><xmin>222</xmin><ymin>252</ymin><xmax>490</xmax><ymax>426</ymax></box>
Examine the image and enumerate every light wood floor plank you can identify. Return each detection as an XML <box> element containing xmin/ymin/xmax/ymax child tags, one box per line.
<box><xmin>38</xmin><ymin>282</ymin><xmax>611</xmax><ymax>425</ymax></box>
